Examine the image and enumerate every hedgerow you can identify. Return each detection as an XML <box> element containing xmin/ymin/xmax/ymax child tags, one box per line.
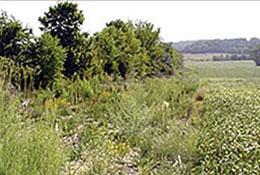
<box><xmin>0</xmin><ymin>2</ymin><xmax>183</xmax><ymax>90</ymax></box>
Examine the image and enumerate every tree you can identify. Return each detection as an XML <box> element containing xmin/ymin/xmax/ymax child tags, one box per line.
<box><xmin>0</xmin><ymin>11</ymin><xmax>32</xmax><ymax>59</ymax></box>
<box><xmin>23</xmin><ymin>33</ymin><xmax>66</xmax><ymax>88</ymax></box>
<box><xmin>90</xmin><ymin>20</ymin><xmax>141</xmax><ymax>79</ymax></box>
<box><xmin>250</xmin><ymin>45</ymin><xmax>260</xmax><ymax>66</ymax></box>
<box><xmin>39</xmin><ymin>2</ymin><xmax>84</xmax><ymax>48</ymax></box>
<box><xmin>39</xmin><ymin>2</ymin><xmax>90</xmax><ymax>77</ymax></box>
<box><xmin>134</xmin><ymin>21</ymin><xmax>181</xmax><ymax>76</ymax></box>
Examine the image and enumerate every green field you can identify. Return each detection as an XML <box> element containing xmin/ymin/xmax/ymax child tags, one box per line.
<box><xmin>185</xmin><ymin>60</ymin><xmax>260</xmax><ymax>79</ymax></box>
<box><xmin>186</xmin><ymin>60</ymin><xmax>260</xmax><ymax>174</ymax></box>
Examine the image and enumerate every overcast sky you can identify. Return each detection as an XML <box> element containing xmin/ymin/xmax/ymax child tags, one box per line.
<box><xmin>1</xmin><ymin>1</ymin><xmax>260</xmax><ymax>42</ymax></box>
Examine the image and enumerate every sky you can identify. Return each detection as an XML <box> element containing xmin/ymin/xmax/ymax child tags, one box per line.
<box><xmin>0</xmin><ymin>1</ymin><xmax>260</xmax><ymax>42</ymax></box>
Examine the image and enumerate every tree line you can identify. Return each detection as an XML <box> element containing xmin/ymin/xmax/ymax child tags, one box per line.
<box><xmin>172</xmin><ymin>38</ymin><xmax>260</xmax><ymax>54</ymax></box>
<box><xmin>172</xmin><ymin>38</ymin><xmax>260</xmax><ymax>65</ymax></box>
<box><xmin>0</xmin><ymin>2</ymin><xmax>183</xmax><ymax>89</ymax></box>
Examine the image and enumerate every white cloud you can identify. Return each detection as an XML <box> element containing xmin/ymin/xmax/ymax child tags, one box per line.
<box><xmin>1</xmin><ymin>1</ymin><xmax>260</xmax><ymax>42</ymax></box>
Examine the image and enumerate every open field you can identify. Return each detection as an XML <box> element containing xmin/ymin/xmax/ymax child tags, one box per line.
<box><xmin>185</xmin><ymin>60</ymin><xmax>260</xmax><ymax>79</ymax></box>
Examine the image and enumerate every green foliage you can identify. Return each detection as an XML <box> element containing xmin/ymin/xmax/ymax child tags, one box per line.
<box><xmin>80</xmin><ymin>76</ymin><xmax>200</xmax><ymax>174</ymax></box>
<box><xmin>39</xmin><ymin>2</ymin><xmax>91</xmax><ymax>77</ymax></box>
<box><xmin>0</xmin><ymin>56</ymin><xmax>35</xmax><ymax>91</ymax></box>
<box><xmin>90</xmin><ymin>20</ymin><xmax>141</xmax><ymax>79</ymax></box>
<box><xmin>194</xmin><ymin>86</ymin><xmax>260</xmax><ymax>174</ymax></box>
<box><xmin>90</xmin><ymin>20</ymin><xmax>183</xmax><ymax>79</ymax></box>
<box><xmin>0</xmin><ymin>125</ymin><xmax>65</xmax><ymax>175</ymax></box>
<box><xmin>23</xmin><ymin>32</ymin><xmax>66</xmax><ymax>88</ymax></box>
<box><xmin>0</xmin><ymin>87</ymin><xmax>65</xmax><ymax>175</ymax></box>
<box><xmin>0</xmin><ymin>11</ymin><xmax>31</xmax><ymax>58</ymax></box>
<box><xmin>134</xmin><ymin>21</ymin><xmax>182</xmax><ymax>77</ymax></box>
<box><xmin>250</xmin><ymin>45</ymin><xmax>260</xmax><ymax>66</ymax></box>
<box><xmin>185</xmin><ymin>60</ymin><xmax>260</xmax><ymax>79</ymax></box>
<box><xmin>0</xmin><ymin>33</ymin><xmax>66</xmax><ymax>89</ymax></box>
<box><xmin>134</xmin><ymin>21</ymin><xmax>163</xmax><ymax>76</ymax></box>
<box><xmin>38</xmin><ymin>2</ymin><xmax>84</xmax><ymax>48</ymax></box>
<box><xmin>2</xmin><ymin>2</ymin><xmax>184</xmax><ymax>85</ymax></box>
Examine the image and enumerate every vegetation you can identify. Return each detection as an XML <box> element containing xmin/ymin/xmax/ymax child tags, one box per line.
<box><xmin>250</xmin><ymin>45</ymin><xmax>260</xmax><ymax>66</ymax></box>
<box><xmin>185</xmin><ymin>60</ymin><xmax>260</xmax><ymax>79</ymax></box>
<box><xmin>194</xmin><ymin>82</ymin><xmax>260</xmax><ymax>174</ymax></box>
<box><xmin>0</xmin><ymin>2</ymin><xmax>182</xmax><ymax>89</ymax></box>
<box><xmin>172</xmin><ymin>37</ymin><xmax>260</xmax><ymax>54</ymax></box>
<box><xmin>0</xmin><ymin>11</ymin><xmax>31</xmax><ymax>59</ymax></box>
<box><xmin>0</xmin><ymin>1</ymin><xmax>259</xmax><ymax>175</ymax></box>
<box><xmin>0</xmin><ymin>83</ymin><xmax>65</xmax><ymax>175</ymax></box>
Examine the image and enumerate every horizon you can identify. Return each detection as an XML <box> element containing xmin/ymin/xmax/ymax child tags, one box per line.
<box><xmin>1</xmin><ymin>1</ymin><xmax>260</xmax><ymax>42</ymax></box>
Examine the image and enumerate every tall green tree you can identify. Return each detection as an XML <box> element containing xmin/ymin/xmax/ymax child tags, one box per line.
<box><xmin>134</xmin><ymin>21</ymin><xmax>183</xmax><ymax>76</ymax></box>
<box><xmin>0</xmin><ymin>11</ymin><xmax>31</xmax><ymax>59</ymax></box>
<box><xmin>39</xmin><ymin>2</ymin><xmax>90</xmax><ymax>77</ymax></box>
<box><xmin>90</xmin><ymin>20</ymin><xmax>141</xmax><ymax>79</ymax></box>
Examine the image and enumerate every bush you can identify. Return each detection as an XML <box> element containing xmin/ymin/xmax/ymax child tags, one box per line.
<box><xmin>0</xmin><ymin>33</ymin><xmax>66</xmax><ymax>89</ymax></box>
<box><xmin>23</xmin><ymin>32</ymin><xmax>66</xmax><ymax>88</ymax></box>
<box><xmin>101</xmin><ymin>76</ymin><xmax>199</xmax><ymax>173</ymax></box>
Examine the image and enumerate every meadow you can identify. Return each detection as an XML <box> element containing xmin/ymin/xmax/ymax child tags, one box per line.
<box><xmin>185</xmin><ymin>60</ymin><xmax>260</xmax><ymax>79</ymax></box>
<box><xmin>0</xmin><ymin>60</ymin><xmax>259</xmax><ymax>174</ymax></box>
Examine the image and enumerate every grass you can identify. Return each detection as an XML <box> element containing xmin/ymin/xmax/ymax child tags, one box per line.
<box><xmin>185</xmin><ymin>60</ymin><xmax>260</xmax><ymax>79</ymax></box>
<box><xmin>0</xmin><ymin>60</ymin><xmax>259</xmax><ymax>174</ymax></box>
<box><xmin>0</xmin><ymin>72</ymin><xmax>202</xmax><ymax>175</ymax></box>
<box><xmin>0</xmin><ymin>84</ymin><xmax>65</xmax><ymax>175</ymax></box>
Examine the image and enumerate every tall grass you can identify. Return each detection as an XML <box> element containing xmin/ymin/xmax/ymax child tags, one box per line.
<box><xmin>0</xmin><ymin>82</ymin><xmax>65</xmax><ymax>175</ymax></box>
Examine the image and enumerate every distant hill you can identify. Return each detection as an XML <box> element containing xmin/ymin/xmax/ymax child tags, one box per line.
<box><xmin>172</xmin><ymin>38</ymin><xmax>260</xmax><ymax>54</ymax></box>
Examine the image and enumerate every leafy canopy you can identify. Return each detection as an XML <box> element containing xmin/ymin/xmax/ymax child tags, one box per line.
<box><xmin>0</xmin><ymin>11</ymin><xmax>31</xmax><ymax>59</ymax></box>
<box><xmin>39</xmin><ymin>2</ymin><xmax>90</xmax><ymax>77</ymax></box>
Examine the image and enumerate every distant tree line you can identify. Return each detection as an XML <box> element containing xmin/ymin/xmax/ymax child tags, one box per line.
<box><xmin>172</xmin><ymin>38</ymin><xmax>260</xmax><ymax>66</ymax></box>
<box><xmin>0</xmin><ymin>2</ymin><xmax>183</xmax><ymax>89</ymax></box>
<box><xmin>172</xmin><ymin>38</ymin><xmax>260</xmax><ymax>54</ymax></box>
<box><xmin>212</xmin><ymin>54</ymin><xmax>252</xmax><ymax>62</ymax></box>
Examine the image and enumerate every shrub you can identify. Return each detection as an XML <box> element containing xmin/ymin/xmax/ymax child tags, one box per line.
<box><xmin>23</xmin><ymin>32</ymin><xmax>66</xmax><ymax>88</ymax></box>
<box><xmin>0</xmin><ymin>33</ymin><xmax>66</xmax><ymax>90</ymax></box>
<box><xmin>134</xmin><ymin>22</ymin><xmax>183</xmax><ymax>77</ymax></box>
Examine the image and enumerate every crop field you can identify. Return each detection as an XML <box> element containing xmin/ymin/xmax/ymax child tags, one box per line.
<box><xmin>185</xmin><ymin>60</ymin><xmax>260</xmax><ymax>79</ymax></box>
<box><xmin>183</xmin><ymin>60</ymin><xmax>260</xmax><ymax>174</ymax></box>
